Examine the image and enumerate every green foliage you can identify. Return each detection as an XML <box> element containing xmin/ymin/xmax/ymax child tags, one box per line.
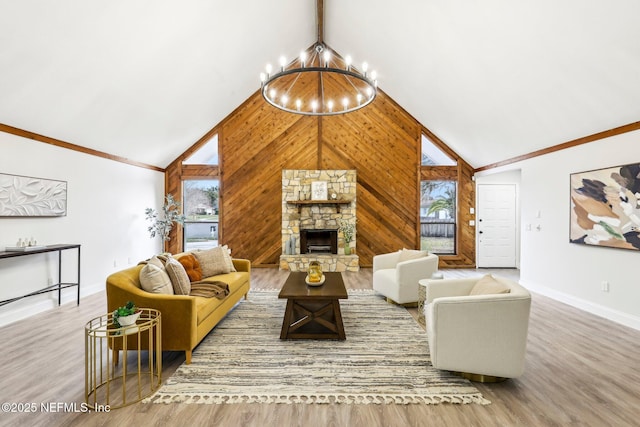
<box><xmin>426</xmin><ymin>187</ymin><xmax>456</xmax><ymax>219</ymax></box>
<box><xmin>339</xmin><ymin>220</ymin><xmax>356</xmax><ymax>243</ymax></box>
<box><xmin>113</xmin><ymin>301</ymin><xmax>138</xmax><ymax>328</ymax></box>
<box><xmin>145</xmin><ymin>194</ymin><xmax>187</xmax><ymax>241</ymax></box>
<box><xmin>204</xmin><ymin>186</ymin><xmax>219</xmax><ymax>208</ymax></box>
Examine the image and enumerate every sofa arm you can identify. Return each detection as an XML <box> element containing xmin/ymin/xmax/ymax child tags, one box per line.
<box><xmin>373</xmin><ymin>251</ymin><xmax>401</xmax><ymax>272</ymax></box>
<box><xmin>106</xmin><ymin>273</ymin><xmax>198</xmax><ymax>350</ymax></box>
<box><xmin>232</xmin><ymin>258</ymin><xmax>251</xmax><ymax>273</ymax></box>
<box><xmin>427</xmin><ymin>294</ymin><xmax>531</xmax><ymax>377</ymax></box>
<box><xmin>396</xmin><ymin>254</ymin><xmax>439</xmax><ymax>287</ymax></box>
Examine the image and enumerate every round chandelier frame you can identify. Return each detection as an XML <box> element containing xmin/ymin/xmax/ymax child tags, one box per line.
<box><xmin>260</xmin><ymin>42</ymin><xmax>377</xmax><ymax>116</ymax></box>
<box><xmin>259</xmin><ymin>0</ymin><xmax>378</xmax><ymax>116</ymax></box>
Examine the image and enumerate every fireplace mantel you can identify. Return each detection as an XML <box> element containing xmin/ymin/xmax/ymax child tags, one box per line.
<box><xmin>286</xmin><ymin>199</ymin><xmax>352</xmax><ymax>214</ymax></box>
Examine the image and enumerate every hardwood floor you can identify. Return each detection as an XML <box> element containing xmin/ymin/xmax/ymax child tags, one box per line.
<box><xmin>1</xmin><ymin>267</ymin><xmax>639</xmax><ymax>426</ymax></box>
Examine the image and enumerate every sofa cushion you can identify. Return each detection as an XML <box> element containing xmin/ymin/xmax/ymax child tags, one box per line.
<box><xmin>469</xmin><ymin>274</ymin><xmax>511</xmax><ymax>295</ymax></box>
<box><xmin>177</xmin><ymin>253</ymin><xmax>203</xmax><ymax>282</ymax></box>
<box><xmin>220</xmin><ymin>244</ymin><xmax>237</xmax><ymax>272</ymax></box>
<box><xmin>192</xmin><ymin>247</ymin><xmax>230</xmax><ymax>277</ymax></box>
<box><xmin>165</xmin><ymin>255</ymin><xmax>191</xmax><ymax>295</ymax></box>
<box><xmin>194</xmin><ymin>271</ymin><xmax>249</xmax><ymax>323</ymax></box>
<box><xmin>399</xmin><ymin>248</ymin><xmax>428</xmax><ymax>262</ymax></box>
<box><xmin>139</xmin><ymin>262</ymin><xmax>174</xmax><ymax>295</ymax></box>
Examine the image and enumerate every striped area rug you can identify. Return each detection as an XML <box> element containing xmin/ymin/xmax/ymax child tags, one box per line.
<box><xmin>144</xmin><ymin>290</ymin><xmax>489</xmax><ymax>405</ymax></box>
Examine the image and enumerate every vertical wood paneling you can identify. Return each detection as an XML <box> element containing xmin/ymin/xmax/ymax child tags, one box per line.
<box><xmin>166</xmin><ymin>78</ymin><xmax>476</xmax><ymax>267</ymax></box>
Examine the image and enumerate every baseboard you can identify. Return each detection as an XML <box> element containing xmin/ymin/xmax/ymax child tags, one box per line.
<box><xmin>0</xmin><ymin>281</ymin><xmax>103</xmax><ymax>328</ymax></box>
<box><xmin>521</xmin><ymin>280</ymin><xmax>640</xmax><ymax>331</ymax></box>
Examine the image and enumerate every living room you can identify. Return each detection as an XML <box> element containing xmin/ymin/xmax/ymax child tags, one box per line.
<box><xmin>1</xmin><ymin>1</ymin><xmax>640</xmax><ymax>426</ymax></box>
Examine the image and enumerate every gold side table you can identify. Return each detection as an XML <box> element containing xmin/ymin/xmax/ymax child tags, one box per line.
<box><xmin>85</xmin><ymin>308</ymin><xmax>162</xmax><ymax>409</ymax></box>
<box><xmin>418</xmin><ymin>272</ymin><xmax>444</xmax><ymax>326</ymax></box>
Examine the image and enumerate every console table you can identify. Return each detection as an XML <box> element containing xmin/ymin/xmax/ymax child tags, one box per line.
<box><xmin>0</xmin><ymin>244</ymin><xmax>81</xmax><ymax>307</ymax></box>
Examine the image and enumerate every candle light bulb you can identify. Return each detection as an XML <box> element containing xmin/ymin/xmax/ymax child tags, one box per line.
<box><xmin>345</xmin><ymin>55</ymin><xmax>352</xmax><ymax>69</ymax></box>
<box><xmin>311</xmin><ymin>100</ymin><xmax>318</xmax><ymax>112</ymax></box>
<box><xmin>323</xmin><ymin>50</ymin><xmax>331</xmax><ymax>66</ymax></box>
<box><xmin>296</xmin><ymin>99</ymin><xmax>302</xmax><ymax>110</ymax></box>
<box><xmin>327</xmin><ymin>100</ymin><xmax>334</xmax><ymax>112</ymax></box>
<box><xmin>342</xmin><ymin>97</ymin><xmax>349</xmax><ymax>110</ymax></box>
<box><xmin>279</xmin><ymin>56</ymin><xmax>287</xmax><ymax>71</ymax></box>
<box><xmin>266</xmin><ymin>63</ymin><xmax>272</xmax><ymax>75</ymax></box>
<box><xmin>300</xmin><ymin>51</ymin><xmax>307</xmax><ymax>67</ymax></box>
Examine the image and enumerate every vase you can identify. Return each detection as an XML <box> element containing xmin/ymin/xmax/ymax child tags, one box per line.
<box><xmin>117</xmin><ymin>312</ymin><xmax>140</xmax><ymax>326</ymax></box>
<box><xmin>344</xmin><ymin>245</ymin><xmax>351</xmax><ymax>255</ymax></box>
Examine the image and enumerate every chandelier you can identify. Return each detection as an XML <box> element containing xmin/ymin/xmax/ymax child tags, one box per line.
<box><xmin>259</xmin><ymin>0</ymin><xmax>378</xmax><ymax>116</ymax></box>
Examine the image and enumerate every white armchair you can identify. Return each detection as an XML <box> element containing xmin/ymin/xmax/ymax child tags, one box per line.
<box><xmin>372</xmin><ymin>250</ymin><xmax>439</xmax><ymax>304</ymax></box>
<box><xmin>424</xmin><ymin>275</ymin><xmax>531</xmax><ymax>380</ymax></box>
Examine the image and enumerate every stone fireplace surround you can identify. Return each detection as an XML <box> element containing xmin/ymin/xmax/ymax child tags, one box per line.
<box><xmin>280</xmin><ymin>170</ymin><xmax>359</xmax><ymax>272</ymax></box>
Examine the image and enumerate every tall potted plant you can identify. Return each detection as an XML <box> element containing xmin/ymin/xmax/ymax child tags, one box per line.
<box><xmin>145</xmin><ymin>194</ymin><xmax>186</xmax><ymax>250</ymax></box>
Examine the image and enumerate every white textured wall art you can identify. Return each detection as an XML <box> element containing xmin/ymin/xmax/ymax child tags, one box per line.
<box><xmin>0</xmin><ymin>173</ymin><xmax>67</xmax><ymax>217</ymax></box>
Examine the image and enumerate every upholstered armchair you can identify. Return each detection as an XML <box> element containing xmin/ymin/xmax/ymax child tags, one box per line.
<box><xmin>424</xmin><ymin>275</ymin><xmax>531</xmax><ymax>381</ymax></box>
<box><xmin>372</xmin><ymin>249</ymin><xmax>439</xmax><ymax>304</ymax></box>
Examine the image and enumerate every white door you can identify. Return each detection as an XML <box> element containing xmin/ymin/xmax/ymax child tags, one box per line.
<box><xmin>477</xmin><ymin>184</ymin><xmax>517</xmax><ymax>268</ymax></box>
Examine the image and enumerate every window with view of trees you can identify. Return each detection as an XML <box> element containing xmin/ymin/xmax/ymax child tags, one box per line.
<box><xmin>420</xmin><ymin>180</ymin><xmax>457</xmax><ymax>254</ymax></box>
<box><xmin>183</xmin><ymin>180</ymin><xmax>219</xmax><ymax>250</ymax></box>
<box><xmin>181</xmin><ymin>133</ymin><xmax>220</xmax><ymax>251</ymax></box>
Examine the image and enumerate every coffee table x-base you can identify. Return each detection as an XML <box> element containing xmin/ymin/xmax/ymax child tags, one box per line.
<box><xmin>278</xmin><ymin>272</ymin><xmax>348</xmax><ymax>340</ymax></box>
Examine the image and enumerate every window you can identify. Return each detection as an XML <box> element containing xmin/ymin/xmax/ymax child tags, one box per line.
<box><xmin>181</xmin><ymin>133</ymin><xmax>220</xmax><ymax>251</ymax></box>
<box><xmin>182</xmin><ymin>134</ymin><xmax>219</xmax><ymax>165</ymax></box>
<box><xmin>421</xmin><ymin>134</ymin><xmax>457</xmax><ymax>166</ymax></box>
<box><xmin>183</xmin><ymin>180</ymin><xmax>219</xmax><ymax>250</ymax></box>
<box><xmin>420</xmin><ymin>180</ymin><xmax>456</xmax><ymax>254</ymax></box>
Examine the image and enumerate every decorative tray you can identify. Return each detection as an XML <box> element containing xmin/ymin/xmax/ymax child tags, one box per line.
<box><xmin>4</xmin><ymin>246</ymin><xmax>47</xmax><ymax>252</ymax></box>
<box><xmin>305</xmin><ymin>274</ymin><xmax>326</xmax><ymax>286</ymax></box>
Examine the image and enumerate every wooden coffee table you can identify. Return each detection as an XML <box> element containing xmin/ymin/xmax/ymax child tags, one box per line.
<box><xmin>278</xmin><ymin>272</ymin><xmax>348</xmax><ymax>340</ymax></box>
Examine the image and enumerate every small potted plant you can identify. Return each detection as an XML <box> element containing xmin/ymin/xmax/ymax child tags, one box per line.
<box><xmin>339</xmin><ymin>220</ymin><xmax>355</xmax><ymax>255</ymax></box>
<box><xmin>113</xmin><ymin>301</ymin><xmax>141</xmax><ymax>328</ymax></box>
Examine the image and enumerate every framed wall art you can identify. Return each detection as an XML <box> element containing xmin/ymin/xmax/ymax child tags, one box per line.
<box><xmin>0</xmin><ymin>173</ymin><xmax>67</xmax><ymax>217</ymax></box>
<box><xmin>311</xmin><ymin>181</ymin><xmax>328</xmax><ymax>200</ymax></box>
<box><xmin>570</xmin><ymin>162</ymin><xmax>640</xmax><ymax>250</ymax></box>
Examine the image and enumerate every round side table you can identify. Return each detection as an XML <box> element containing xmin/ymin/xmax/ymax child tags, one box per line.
<box><xmin>85</xmin><ymin>308</ymin><xmax>162</xmax><ymax>409</ymax></box>
<box><xmin>418</xmin><ymin>272</ymin><xmax>444</xmax><ymax>326</ymax></box>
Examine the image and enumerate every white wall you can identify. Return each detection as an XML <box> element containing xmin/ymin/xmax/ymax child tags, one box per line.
<box><xmin>477</xmin><ymin>129</ymin><xmax>640</xmax><ymax>330</ymax></box>
<box><xmin>0</xmin><ymin>132</ymin><xmax>164</xmax><ymax>326</ymax></box>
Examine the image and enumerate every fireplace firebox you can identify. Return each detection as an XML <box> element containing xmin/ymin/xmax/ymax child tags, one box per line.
<box><xmin>300</xmin><ymin>229</ymin><xmax>338</xmax><ymax>254</ymax></box>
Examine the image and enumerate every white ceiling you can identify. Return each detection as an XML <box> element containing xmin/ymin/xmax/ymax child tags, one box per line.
<box><xmin>1</xmin><ymin>0</ymin><xmax>639</xmax><ymax>169</ymax></box>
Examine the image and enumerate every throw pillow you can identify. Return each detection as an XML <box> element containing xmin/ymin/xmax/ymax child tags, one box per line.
<box><xmin>220</xmin><ymin>244</ymin><xmax>237</xmax><ymax>272</ymax></box>
<box><xmin>139</xmin><ymin>263</ymin><xmax>174</xmax><ymax>295</ymax></box>
<box><xmin>469</xmin><ymin>274</ymin><xmax>512</xmax><ymax>296</ymax></box>
<box><xmin>148</xmin><ymin>255</ymin><xmax>166</xmax><ymax>269</ymax></box>
<box><xmin>398</xmin><ymin>248</ymin><xmax>428</xmax><ymax>262</ymax></box>
<box><xmin>192</xmin><ymin>246</ymin><xmax>230</xmax><ymax>277</ymax></box>
<box><xmin>177</xmin><ymin>253</ymin><xmax>203</xmax><ymax>282</ymax></box>
<box><xmin>164</xmin><ymin>255</ymin><xmax>191</xmax><ymax>295</ymax></box>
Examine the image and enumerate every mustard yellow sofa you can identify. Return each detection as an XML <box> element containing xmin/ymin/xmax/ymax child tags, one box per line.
<box><xmin>106</xmin><ymin>254</ymin><xmax>250</xmax><ymax>364</ymax></box>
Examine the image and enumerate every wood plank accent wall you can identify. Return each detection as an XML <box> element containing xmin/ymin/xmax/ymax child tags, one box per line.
<box><xmin>166</xmin><ymin>87</ymin><xmax>475</xmax><ymax>268</ymax></box>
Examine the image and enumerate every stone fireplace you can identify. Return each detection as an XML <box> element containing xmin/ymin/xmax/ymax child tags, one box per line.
<box><xmin>280</xmin><ymin>169</ymin><xmax>359</xmax><ymax>272</ymax></box>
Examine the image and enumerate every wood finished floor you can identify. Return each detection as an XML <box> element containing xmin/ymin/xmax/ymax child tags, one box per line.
<box><xmin>1</xmin><ymin>267</ymin><xmax>639</xmax><ymax>427</ymax></box>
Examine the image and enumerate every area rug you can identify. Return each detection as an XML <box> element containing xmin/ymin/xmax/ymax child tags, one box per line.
<box><xmin>144</xmin><ymin>290</ymin><xmax>490</xmax><ymax>405</ymax></box>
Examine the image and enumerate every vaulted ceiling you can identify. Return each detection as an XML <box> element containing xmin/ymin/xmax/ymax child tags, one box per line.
<box><xmin>1</xmin><ymin>0</ymin><xmax>639</xmax><ymax>169</ymax></box>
